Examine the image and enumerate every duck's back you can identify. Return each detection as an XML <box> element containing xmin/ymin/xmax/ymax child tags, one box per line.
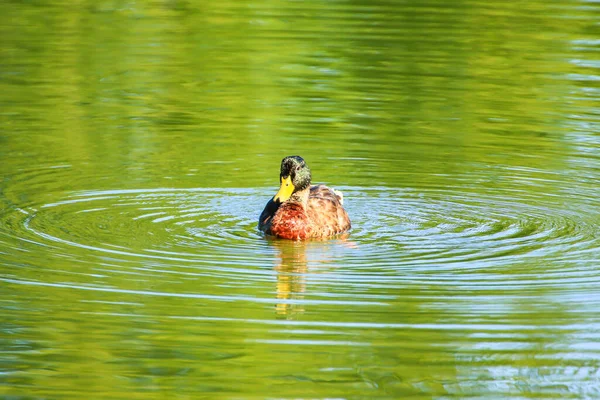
<box><xmin>307</xmin><ymin>185</ymin><xmax>351</xmax><ymax>238</ymax></box>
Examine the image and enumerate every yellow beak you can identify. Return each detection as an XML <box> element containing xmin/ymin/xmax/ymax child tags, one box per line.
<box><xmin>274</xmin><ymin>176</ymin><xmax>295</xmax><ymax>203</ymax></box>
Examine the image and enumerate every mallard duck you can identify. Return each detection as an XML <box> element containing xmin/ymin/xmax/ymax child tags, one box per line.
<box><xmin>259</xmin><ymin>156</ymin><xmax>351</xmax><ymax>240</ymax></box>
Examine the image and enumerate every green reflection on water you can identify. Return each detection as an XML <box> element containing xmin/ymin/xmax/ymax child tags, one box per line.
<box><xmin>1</xmin><ymin>0</ymin><xmax>600</xmax><ymax>399</ymax></box>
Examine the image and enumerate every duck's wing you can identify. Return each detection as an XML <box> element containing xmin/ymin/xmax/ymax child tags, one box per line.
<box><xmin>258</xmin><ymin>197</ymin><xmax>280</xmax><ymax>232</ymax></box>
<box><xmin>307</xmin><ymin>185</ymin><xmax>351</xmax><ymax>235</ymax></box>
<box><xmin>309</xmin><ymin>184</ymin><xmax>344</xmax><ymax>204</ymax></box>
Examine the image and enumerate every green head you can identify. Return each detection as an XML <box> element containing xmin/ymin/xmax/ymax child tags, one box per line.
<box><xmin>273</xmin><ymin>156</ymin><xmax>312</xmax><ymax>203</ymax></box>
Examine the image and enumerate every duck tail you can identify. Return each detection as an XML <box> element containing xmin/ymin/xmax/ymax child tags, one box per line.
<box><xmin>333</xmin><ymin>189</ymin><xmax>344</xmax><ymax>205</ymax></box>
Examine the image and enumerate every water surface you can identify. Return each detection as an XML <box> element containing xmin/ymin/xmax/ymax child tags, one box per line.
<box><xmin>1</xmin><ymin>0</ymin><xmax>600</xmax><ymax>398</ymax></box>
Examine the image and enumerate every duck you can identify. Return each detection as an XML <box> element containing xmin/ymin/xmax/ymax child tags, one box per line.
<box><xmin>259</xmin><ymin>156</ymin><xmax>351</xmax><ymax>240</ymax></box>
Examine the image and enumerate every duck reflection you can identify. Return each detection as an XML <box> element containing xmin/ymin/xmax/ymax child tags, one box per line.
<box><xmin>268</xmin><ymin>236</ymin><xmax>351</xmax><ymax>319</ymax></box>
<box><xmin>270</xmin><ymin>240</ymin><xmax>308</xmax><ymax>318</ymax></box>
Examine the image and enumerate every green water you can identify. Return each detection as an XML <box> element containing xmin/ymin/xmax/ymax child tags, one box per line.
<box><xmin>1</xmin><ymin>1</ymin><xmax>600</xmax><ymax>398</ymax></box>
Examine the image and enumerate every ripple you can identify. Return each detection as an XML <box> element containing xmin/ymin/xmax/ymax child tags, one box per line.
<box><xmin>1</xmin><ymin>182</ymin><xmax>599</xmax><ymax>301</ymax></box>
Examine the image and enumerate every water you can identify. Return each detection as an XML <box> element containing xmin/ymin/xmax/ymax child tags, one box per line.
<box><xmin>1</xmin><ymin>0</ymin><xmax>600</xmax><ymax>398</ymax></box>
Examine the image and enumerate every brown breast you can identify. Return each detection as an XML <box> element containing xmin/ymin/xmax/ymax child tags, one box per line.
<box><xmin>268</xmin><ymin>202</ymin><xmax>313</xmax><ymax>240</ymax></box>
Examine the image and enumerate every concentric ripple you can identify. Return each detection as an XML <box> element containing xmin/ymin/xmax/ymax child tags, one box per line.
<box><xmin>2</xmin><ymin>171</ymin><xmax>600</xmax><ymax>400</ymax></box>
<box><xmin>1</xmin><ymin>183</ymin><xmax>599</xmax><ymax>299</ymax></box>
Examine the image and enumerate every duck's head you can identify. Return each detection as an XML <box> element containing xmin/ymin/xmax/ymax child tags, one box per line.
<box><xmin>273</xmin><ymin>156</ymin><xmax>312</xmax><ymax>203</ymax></box>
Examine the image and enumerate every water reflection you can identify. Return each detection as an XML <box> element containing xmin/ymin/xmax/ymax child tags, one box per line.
<box><xmin>272</xmin><ymin>240</ymin><xmax>308</xmax><ymax>318</ymax></box>
<box><xmin>2</xmin><ymin>0</ymin><xmax>600</xmax><ymax>398</ymax></box>
<box><xmin>271</xmin><ymin>235</ymin><xmax>355</xmax><ymax>318</ymax></box>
